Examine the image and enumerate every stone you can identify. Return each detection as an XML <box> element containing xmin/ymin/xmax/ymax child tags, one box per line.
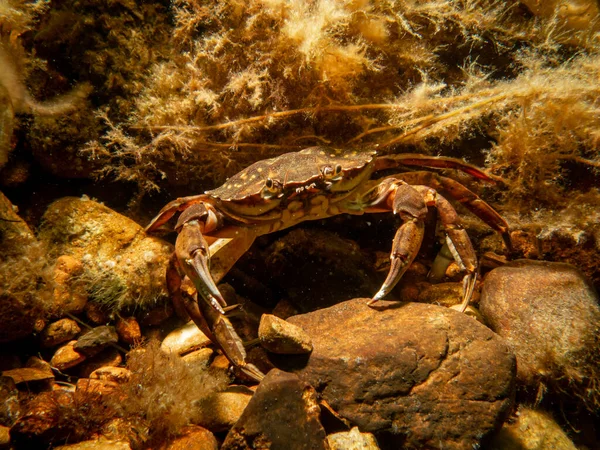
<box><xmin>77</xmin><ymin>348</ymin><xmax>124</xmax><ymax>378</ymax></box>
<box><xmin>161</xmin><ymin>321</ymin><xmax>212</xmax><ymax>355</ymax></box>
<box><xmin>327</xmin><ymin>427</ymin><xmax>380</xmax><ymax>450</ymax></box>
<box><xmin>51</xmin><ymin>255</ymin><xmax>88</xmax><ymax>315</ymax></box>
<box><xmin>417</xmin><ymin>282</ymin><xmax>464</xmax><ymax>308</ymax></box>
<box><xmin>10</xmin><ymin>390</ymin><xmax>75</xmax><ymax>446</ymax></box>
<box><xmin>480</xmin><ymin>260</ymin><xmax>600</xmax><ymax>410</ymax></box>
<box><xmin>0</xmin><ymin>290</ymin><xmax>45</xmax><ymax>344</ymax></box>
<box><xmin>38</xmin><ymin>197</ymin><xmax>172</xmax><ymax>314</ymax></box>
<box><xmin>1</xmin><ymin>368</ymin><xmax>54</xmax><ymax>388</ymax></box>
<box><xmin>115</xmin><ymin>316</ymin><xmax>141</xmax><ymax>345</ymax></box>
<box><xmin>90</xmin><ymin>366</ymin><xmax>132</xmax><ymax>384</ymax></box>
<box><xmin>258</xmin><ymin>314</ymin><xmax>313</xmax><ymax>354</ymax></box>
<box><xmin>76</xmin><ymin>378</ymin><xmax>120</xmax><ymax>397</ymax></box>
<box><xmin>0</xmin><ymin>376</ymin><xmax>19</xmax><ymax>426</ymax></box>
<box><xmin>51</xmin><ymin>341</ymin><xmax>87</xmax><ymax>371</ymax></box>
<box><xmin>283</xmin><ymin>299</ymin><xmax>515</xmax><ymax>450</ymax></box>
<box><xmin>222</xmin><ymin>370</ymin><xmax>328</xmax><ymax>450</ymax></box>
<box><xmin>182</xmin><ymin>348</ymin><xmax>214</xmax><ymax>369</ymax></box>
<box><xmin>0</xmin><ymin>425</ymin><xmax>9</xmax><ymax>448</ymax></box>
<box><xmin>487</xmin><ymin>406</ymin><xmax>577</xmax><ymax>450</ymax></box>
<box><xmin>85</xmin><ymin>301</ymin><xmax>110</xmax><ymax>325</ymax></box>
<box><xmin>26</xmin><ymin>356</ymin><xmax>53</xmax><ymax>373</ymax></box>
<box><xmin>41</xmin><ymin>318</ymin><xmax>82</xmax><ymax>348</ymax></box>
<box><xmin>164</xmin><ymin>425</ymin><xmax>218</xmax><ymax>450</ymax></box>
<box><xmin>194</xmin><ymin>385</ymin><xmax>253</xmax><ymax>432</ymax></box>
<box><xmin>54</xmin><ymin>438</ymin><xmax>131</xmax><ymax>450</ymax></box>
<box><xmin>75</xmin><ymin>326</ymin><xmax>119</xmax><ymax>357</ymax></box>
<box><xmin>0</xmin><ymin>183</ymin><xmax>48</xmax><ymax>344</ymax></box>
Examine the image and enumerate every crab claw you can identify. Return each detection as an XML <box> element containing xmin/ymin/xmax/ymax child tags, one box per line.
<box><xmin>368</xmin><ymin>218</ymin><xmax>425</xmax><ymax>305</ymax></box>
<box><xmin>176</xmin><ymin>219</ymin><xmax>227</xmax><ymax>315</ymax></box>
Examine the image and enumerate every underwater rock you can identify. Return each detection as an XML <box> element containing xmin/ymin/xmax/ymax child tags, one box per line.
<box><xmin>40</xmin><ymin>318</ymin><xmax>81</xmax><ymax>348</ymax></box>
<box><xmin>39</xmin><ymin>196</ymin><xmax>172</xmax><ymax>315</ymax></box>
<box><xmin>53</xmin><ymin>437</ymin><xmax>131</xmax><ymax>450</ymax></box>
<box><xmin>282</xmin><ymin>299</ymin><xmax>515</xmax><ymax>450</ymax></box>
<box><xmin>51</xmin><ymin>255</ymin><xmax>88</xmax><ymax>315</ymax></box>
<box><xmin>0</xmin><ymin>290</ymin><xmax>46</xmax><ymax>344</ymax></box>
<box><xmin>0</xmin><ymin>192</ymin><xmax>48</xmax><ymax>343</ymax></box>
<box><xmin>327</xmin><ymin>427</ymin><xmax>380</xmax><ymax>450</ymax></box>
<box><xmin>78</xmin><ymin>348</ymin><xmax>123</xmax><ymax>379</ymax></box>
<box><xmin>417</xmin><ymin>282</ymin><xmax>465</xmax><ymax>307</ymax></box>
<box><xmin>0</xmin><ymin>376</ymin><xmax>19</xmax><ymax>427</ymax></box>
<box><xmin>480</xmin><ymin>260</ymin><xmax>600</xmax><ymax>410</ymax></box>
<box><xmin>164</xmin><ymin>425</ymin><xmax>218</xmax><ymax>450</ymax></box>
<box><xmin>193</xmin><ymin>385</ymin><xmax>254</xmax><ymax>433</ymax></box>
<box><xmin>50</xmin><ymin>341</ymin><xmax>87</xmax><ymax>371</ymax></box>
<box><xmin>222</xmin><ymin>369</ymin><xmax>328</xmax><ymax>450</ymax></box>
<box><xmin>161</xmin><ymin>321</ymin><xmax>212</xmax><ymax>356</ymax></box>
<box><xmin>182</xmin><ymin>348</ymin><xmax>214</xmax><ymax>370</ymax></box>
<box><xmin>0</xmin><ymin>82</ymin><xmax>14</xmax><ymax>170</ymax></box>
<box><xmin>487</xmin><ymin>406</ymin><xmax>577</xmax><ymax>450</ymax></box>
<box><xmin>89</xmin><ymin>366</ymin><xmax>131</xmax><ymax>384</ymax></box>
<box><xmin>258</xmin><ymin>314</ymin><xmax>313</xmax><ymax>354</ymax></box>
<box><xmin>0</xmin><ymin>425</ymin><xmax>8</xmax><ymax>449</ymax></box>
<box><xmin>1</xmin><ymin>368</ymin><xmax>54</xmax><ymax>389</ymax></box>
<box><xmin>115</xmin><ymin>317</ymin><xmax>141</xmax><ymax>345</ymax></box>
<box><xmin>74</xmin><ymin>326</ymin><xmax>118</xmax><ymax>357</ymax></box>
<box><xmin>10</xmin><ymin>390</ymin><xmax>75</xmax><ymax>446</ymax></box>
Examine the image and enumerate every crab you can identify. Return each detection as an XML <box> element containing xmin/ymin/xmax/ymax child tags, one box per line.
<box><xmin>146</xmin><ymin>147</ymin><xmax>511</xmax><ymax>381</ymax></box>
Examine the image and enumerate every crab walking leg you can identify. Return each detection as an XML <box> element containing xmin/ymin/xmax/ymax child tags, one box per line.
<box><xmin>368</xmin><ymin>182</ymin><xmax>428</xmax><ymax>305</ymax></box>
<box><xmin>398</xmin><ymin>171</ymin><xmax>512</xmax><ymax>251</ymax></box>
<box><xmin>414</xmin><ymin>185</ymin><xmax>478</xmax><ymax>312</ymax></box>
<box><xmin>167</xmin><ymin>259</ymin><xmax>265</xmax><ymax>382</ymax></box>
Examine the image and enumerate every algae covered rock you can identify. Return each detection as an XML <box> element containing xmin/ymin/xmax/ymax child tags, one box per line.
<box><xmin>480</xmin><ymin>259</ymin><xmax>600</xmax><ymax>410</ymax></box>
<box><xmin>0</xmin><ymin>191</ymin><xmax>49</xmax><ymax>342</ymax></box>
<box><xmin>487</xmin><ymin>406</ymin><xmax>577</xmax><ymax>450</ymax></box>
<box><xmin>282</xmin><ymin>299</ymin><xmax>516</xmax><ymax>450</ymax></box>
<box><xmin>39</xmin><ymin>196</ymin><xmax>172</xmax><ymax>314</ymax></box>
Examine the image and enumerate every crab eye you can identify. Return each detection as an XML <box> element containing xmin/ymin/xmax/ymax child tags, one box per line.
<box><xmin>321</xmin><ymin>166</ymin><xmax>334</xmax><ymax>177</ymax></box>
<box><xmin>321</xmin><ymin>164</ymin><xmax>343</xmax><ymax>181</ymax></box>
<box><xmin>261</xmin><ymin>177</ymin><xmax>282</xmax><ymax>199</ymax></box>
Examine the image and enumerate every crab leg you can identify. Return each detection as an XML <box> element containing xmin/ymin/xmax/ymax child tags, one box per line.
<box><xmin>398</xmin><ymin>171</ymin><xmax>511</xmax><ymax>251</ymax></box>
<box><xmin>365</xmin><ymin>179</ymin><xmax>478</xmax><ymax>311</ymax></box>
<box><xmin>413</xmin><ymin>185</ymin><xmax>478</xmax><ymax>312</ymax></box>
<box><xmin>368</xmin><ymin>181</ymin><xmax>428</xmax><ymax>304</ymax></box>
<box><xmin>374</xmin><ymin>153</ymin><xmax>502</xmax><ymax>182</ymax></box>
<box><xmin>146</xmin><ymin>194</ymin><xmax>211</xmax><ymax>233</ymax></box>
<box><xmin>166</xmin><ymin>256</ymin><xmax>265</xmax><ymax>382</ymax></box>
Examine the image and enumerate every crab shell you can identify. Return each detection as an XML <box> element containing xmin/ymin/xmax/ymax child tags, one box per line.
<box><xmin>205</xmin><ymin>147</ymin><xmax>377</xmax><ymax>217</ymax></box>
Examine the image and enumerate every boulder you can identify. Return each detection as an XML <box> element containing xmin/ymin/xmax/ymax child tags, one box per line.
<box><xmin>480</xmin><ymin>260</ymin><xmax>600</xmax><ymax>410</ymax></box>
<box><xmin>282</xmin><ymin>299</ymin><xmax>515</xmax><ymax>449</ymax></box>
<box><xmin>222</xmin><ymin>369</ymin><xmax>328</xmax><ymax>450</ymax></box>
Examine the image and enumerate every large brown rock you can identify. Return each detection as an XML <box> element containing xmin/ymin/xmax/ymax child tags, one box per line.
<box><xmin>281</xmin><ymin>299</ymin><xmax>515</xmax><ymax>450</ymax></box>
<box><xmin>39</xmin><ymin>197</ymin><xmax>172</xmax><ymax>314</ymax></box>
<box><xmin>479</xmin><ymin>260</ymin><xmax>600</xmax><ymax>410</ymax></box>
<box><xmin>222</xmin><ymin>369</ymin><xmax>328</xmax><ymax>450</ymax></box>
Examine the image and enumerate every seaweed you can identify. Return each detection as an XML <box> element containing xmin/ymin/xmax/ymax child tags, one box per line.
<box><xmin>79</xmin><ymin>1</ymin><xmax>599</xmax><ymax>221</ymax></box>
